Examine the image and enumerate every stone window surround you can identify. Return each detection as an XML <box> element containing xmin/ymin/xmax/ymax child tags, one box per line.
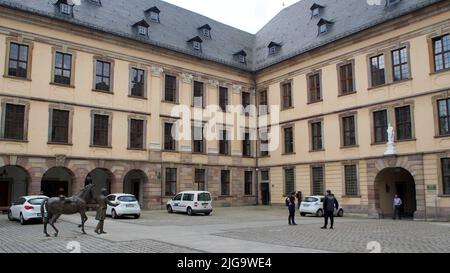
<box><xmin>259</xmin><ymin>127</ymin><xmax>271</xmax><ymax>158</ymax></box>
<box><xmin>192</xmin><ymin>78</ymin><xmax>207</xmax><ymax>108</ymax></box>
<box><xmin>217</xmin><ymin>124</ymin><xmax>232</xmax><ymax>156</ymax></box>
<box><xmin>244</xmin><ymin>169</ymin><xmax>254</xmax><ymax>196</ymax></box>
<box><xmin>3</xmin><ymin>36</ymin><xmax>34</xmax><ymax>81</ymax></box>
<box><xmin>241</xmin><ymin>89</ymin><xmax>255</xmax><ymax>116</ymax></box>
<box><xmin>436</xmin><ymin>152</ymin><xmax>450</xmax><ymax>197</ymax></box>
<box><xmin>280</xmin><ymin>79</ymin><xmax>294</xmax><ymax>110</ymax></box>
<box><xmin>282</xmin><ymin>166</ymin><xmax>296</xmax><ymax>197</ymax></box>
<box><xmin>162</xmin><ymin>165</ymin><xmax>178</xmax><ymax>197</ymax></box>
<box><xmin>338</xmin><ymin>111</ymin><xmax>359</xmax><ymax>149</ymax></box>
<box><xmin>161</xmin><ymin>117</ymin><xmax>179</xmax><ymax>152</ymax></box>
<box><xmin>194</xmin><ymin>167</ymin><xmax>208</xmax><ymax>191</ymax></box>
<box><xmin>191</xmin><ymin>120</ymin><xmax>206</xmax><ymax>154</ymax></box>
<box><xmin>366</xmin><ymin>42</ymin><xmax>412</xmax><ymax>89</ymax></box>
<box><xmin>369</xmin><ymin>100</ymin><xmax>416</xmax><ymax>145</ymax></box>
<box><xmin>310</xmin><ymin>164</ymin><xmax>325</xmax><ymax>196</ymax></box>
<box><xmin>218</xmin><ymin>85</ymin><xmax>231</xmax><ymax>113</ymax></box>
<box><xmin>162</xmin><ymin>71</ymin><xmax>180</xmax><ymax>104</ymax></box>
<box><xmin>220</xmin><ymin>168</ymin><xmax>232</xmax><ymax>197</ymax></box>
<box><xmin>90</xmin><ymin>109</ymin><xmax>113</xmax><ymax>148</ymax></box>
<box><xmin>241</xmin><ymin>127</ymin><xmax>255</xmax><ymax>158</ymax></box>
<box><xmin>92</xmin><ymin>55</ymin><xmax>115</xmax><ymax>93</ymax></box>
<box><xmin>48</xmin><ymin>104</ymin><xmax>74</xmax><ymax>145</ymax></box>
<box><xmin>0</xmin><ymin>98</ymin><xmax>30</xmax><ymax>141</ymax></box>
<box><xmin>336</xmin><ymin>59</ymin><xmax>356</xmax><ymax>96</ymax></box>
<box><xmin>127</xmin><ymin>114</ymin><xmax>147</xmax><ymax>150</ymax></box>
<box><xmin>308</xmin><ymin>117</ymin><xmax>324</xmax><ymax>152</ymax></box>
<box><xmin>257</xmin><ymin>88</ymin><xmax>269</xmax><ymax>115</ymax></box>
<box><xmin>432</xmin><ymin>91</ymin><xmax>450</xmax><ymax>138</ymax></box>
<box><xmin>281</xmin><ymin>123</ymin><xmax>295</xmax><ymax>155</ymax></box>
<box><xmin>427</xmin><ymin>28</ymin><xmax>450</xmax><ymax>74</ymax></box>
<box><xmin>128</xmin><ymin>63</ymin><xmax>149</xmax><ymax>99</ymax></box>
<box><xmin>340</xmin><ymin>161</ymin><xmax>361</xmax><ymax>198</ymax></box>
<box><xmin>306</xmin><ymin>70</ymin><xmax>323</xmax><ymax>104</ymax></box>
<box><xmin>50</xmin><ymin>46</ymin><xmax>77</xmax><ymax>88</ymax></box>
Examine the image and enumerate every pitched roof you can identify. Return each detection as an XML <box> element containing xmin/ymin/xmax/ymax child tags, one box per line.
<box><xmin>0</xmin><ymin>0</ymin><xmax>443</xmax><ymax>72</ymax></box>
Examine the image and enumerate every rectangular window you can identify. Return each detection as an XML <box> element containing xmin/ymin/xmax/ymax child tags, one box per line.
<box><xmin>260</xmin><ymin>129</ymin><xmax>269</xmax><ymax>157</ymax></box>
<box><xmin>219</xmin><ymin>87</ymin><xmax>228</xmax><ymax>112</ymax></box>
<box><xmin>51</xmin><ymin>109</ymin><xmax>69</xmax><ymax>144</ymax></box>
<box><xmin>344</xmin><ymin>165</ymin><xmax>359</xmax><ymax>196</ymax></box>
<box><xmin>138</xmin><ymin>26</ymin><xmax>147</xmax><ymax>36</ymax></box>
<box><xmin>311</xmin><ymin>122</ymin><xmax>323</xmax><ymax>151</ymax></box>
<box><xmin>164</xmin><ymin>75</ymin><xmax>177</xmax><ymax>102</ymax></box>
<box><xmin>8</xmin><ymin>42</ymin><xmax>29</xmax><ymax>78</ymax></box>
<box><xmin>433</xmin><ymin>34</ymin><xmax>450</xmax><ymax>72</ymax></box>
<box><xmin>243</xmin><ymin>132</ymin><xmax>251</xmax><ymax>157</ymax></box>
<box><xmin>92</xmin><ymin>114</ymin><xmax>109</xmax><ymax>147</ymax></box>
<box><xmin>373</xmin><ymin>110</ymin><xmax>388</xmax><ymax>143</ymax></box>
<box><xmin>244</xmin><ymin>171</ymin><xmax>253</xmax><ymax>196</ymax></box>
<box><xmin>438</xmin><ymin>98</ymin><xmax>450</xmax><ymax>136</ymax></box>
<box><xmin>311</xmin><ymin>166</ymin><xmax>324</xmax><ymax>195</ymax></box>
<box><xmin>60</xmin><ymin>3</ymin><xmax>71</xmax><ymax>15</ymax></box>
<box><xmin>129</xmin><ymin>119</ymin><xmax>144</xmax><ymax>149</ymax></box>
<box><xmin>195</xmin><ymin>169</ymin><xmax>206</xmax><ymax>191</ymax></box>
<box><xmin>284</xmin><ymin>127</ymin><xmax>294</xmax><ymax>154</ymax></box>
<box><xmin>370</xmin><ymin>54</ymin><xmax>386</xmax><ymax>87</ymax></box>
<box><xmin>3</xmin><ymin>104</ymin><xmax>25</xmax><ymax>140</ymax></box>
<box><xmin>259</xmin><ymin>90</ymin><xmax>268</xmax><ymax>115</ymax></box>
<box><xmin>54</xmin><ymin>52</ymin><xmax>72</xmax><ymax>85</ymax></box>
<box><xmin>395</xmin><ymin>106</ymin><xmax>412</xmax><ymax>141</ymax></box>
<box><xmin>284</xmin><ymin>168</ymin><xmax>295</xmax><ymax>196</ymax></box>
<box><xmin>441</xmin><ymin>158</ymin><xmax>450</xmax><ymax>195</ymax></box>
<box><xmin>193</xmin><ymin>81</ymin><xmax>204</xmax><ymax>108</ymax></box>
<box><xmin>342</xmin><ymin>116</ymin><xmax>356</xmax><ymax>147</ymax></box>
<box><xmin>221</xmin><ymin>170</ymin><xmax>230</xmax><ymax>196</ymax></box>
<box><xmin>131</xmin><ymin>68</ymin><xmax>145</xmax><ymax>97</ymax></box>
<box><xmin>392</xmin><ymin>47</ymin><xmax>409</xmax><ymax>81</ymax></box>
<box><xmin>192</xmin><ymin>126</ymin><xmax>204</xmax><ymax>153</ymax></box>
<box><xmin>165</xmin><ymin>168</ymin><xmax>177</xmax><ymax>196</ymax></box>
<box><xmin>219</xmin><ymin>130</ymin><xmax>229</xmax><ymax>155</ymax></box>
<box><xmin>242</xmin><ymin>91</ymin><xmax>251</xmax><ymax>111</ymax></box>
<box><xmin>308</xmin><ymin>73</ymin><xmax>321</xmax><ymax>103</ymax></box>
<box><xmin>95</xmin><ymin>60</ymin><xmax>111</xmax><ymax>91</ymax></box>
<box><xmin>164</xmin><ymin>122</ymin><xmax>175</xmax><ymax>151</ymax></box>
<box><xmin>339</xmin><ymin>62</ymin><xmax>354</xmax><ymax>95</ymax></box>
<box><xmin>281</xmin><ymin>82</ymin><xmax>293</xmax><ymax>109</ymax></box>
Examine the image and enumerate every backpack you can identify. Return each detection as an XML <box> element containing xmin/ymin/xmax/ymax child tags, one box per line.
<box><xmin>285</xmin><ymin>198</ymin><xmax>290</xmax><ymax>207</ymax></box>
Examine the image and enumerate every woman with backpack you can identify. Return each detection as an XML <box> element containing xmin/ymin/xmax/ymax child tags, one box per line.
<box><xmin>286</xmin><ymin>192</ymin><xmax>297</xmax><ymax>225</ymax></box>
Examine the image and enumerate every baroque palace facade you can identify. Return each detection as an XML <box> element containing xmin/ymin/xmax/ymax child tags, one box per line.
<box><xmin>0</xmin><ymin>0</ymin><xmax>450</xmax><ymax>220</ymax></box>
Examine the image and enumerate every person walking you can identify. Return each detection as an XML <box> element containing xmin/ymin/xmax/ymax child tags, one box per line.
<box><xmin>94</xmin><ymin>187</ymin><xmax>118</xmax><ymax>235</ymax></box>
<box><xmin>286</xmin><ymin>192</ymin><xmax>297</xmax><ymax>225</ymax></box>
<box><xmin>321</xmin><ymin>190</ymin><xmax>339</xmax><ymax>230</ymax></box>
<box><xmin>296</xmin><ymin>191</ymin><xmax>303</xmax><ymax>211</ymax></box>
<box><xmin>392</xmin><ymin>194</ymin><xmax>403</xmax><ymax>220</ymax></box>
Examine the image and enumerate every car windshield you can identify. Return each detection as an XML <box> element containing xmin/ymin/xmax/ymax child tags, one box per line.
<box><xmin>28</xmin><ymin>198</ymin><xmax>47</xmax><ymax>205</ymax></box>
<box><xmin>304</xmin><ymin>197</ymin><xmax>318</xmax><ymax>202</ymax></box>
<box><xmin>118</xmin><ymin>196</ymin><xmax>137</xmax><ymax>202</ymax></box>
<box><xmin>198</xmin><ymin>193</ymin><xmax>211</xmax><ymax>201</ymax></box>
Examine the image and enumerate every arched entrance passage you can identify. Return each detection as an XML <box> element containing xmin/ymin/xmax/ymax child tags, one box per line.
<box><xmin>0</xmin><ymin>165</ymin><xmax>29</xmax><ymax>209</ymax></box>
<box><xmin>123</xmin><ymin>170</ymin><xmax>147</xmax><ymax>203</ymax></box>
<box><xmin>41</xmin><ymin>167</ymin><xmax>74</xmax><ymax>197</ymax></box>
<box><xmin>375</xmin><ymin>167</ymin><xmax>417</xmax><ymax>218</ymax></box>
<box><xmin>85</xmin><ymin>168</ymin><xmax>113</xmax><ymax>197</ymax></box>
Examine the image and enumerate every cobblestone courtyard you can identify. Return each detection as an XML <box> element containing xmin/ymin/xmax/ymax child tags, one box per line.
<box><xmin>0</xmin><ymin>207</ymin><xmax>449</xmax><ymax>253</ymax></box>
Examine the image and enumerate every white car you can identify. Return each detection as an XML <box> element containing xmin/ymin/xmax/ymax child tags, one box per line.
<box><xmin>300</xmin><ymin>195</ymin><xmax>344</xmax><ymax>217</ymax></box>
<box><xmin>8</xmin><ymin>195</ymin><xmax>48</xmax><ymax>225</ymax></box>
<box><xmin>106</xmin><ymin>194</ymin><xmax>141</xmax><ymax>219</ymax></box>
<box><xmin>166</xmin><ymin>191</ymin><xmax>213</xmax><ymax>216</ymax></box>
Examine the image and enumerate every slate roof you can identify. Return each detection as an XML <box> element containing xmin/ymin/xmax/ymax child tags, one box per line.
<box><xmin>0</xmin><ymin>0</ymin><xmax>443</xmax><ymax>71</ymax></box>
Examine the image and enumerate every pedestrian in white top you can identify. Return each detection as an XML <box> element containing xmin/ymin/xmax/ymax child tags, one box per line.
<box><xmin>392</xmin><ymin>194</ymin><xmax>403</xmax><ymax>220</ymax></box>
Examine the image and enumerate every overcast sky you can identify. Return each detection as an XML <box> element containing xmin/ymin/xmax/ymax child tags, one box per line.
<box><xmin>162</xmin><ymin>0</ymin><xmax>300</xmax><ymax>34</ymax></box>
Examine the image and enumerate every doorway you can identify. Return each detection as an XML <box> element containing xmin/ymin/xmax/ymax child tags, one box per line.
<box><xmin>0</xmin><ymin>180</ymin><xmax>11</xmax><ymax>207</ymax></box>
<box><xmin>260</xmin><ymin>183</ymin><xmax>270</xmax><ymax>205</ymax></box>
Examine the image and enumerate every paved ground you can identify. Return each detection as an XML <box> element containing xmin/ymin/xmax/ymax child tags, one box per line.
<box><xmin>0</xmin><ymin>207</ymin><xmax>449</xmax><ymax>253</ymax></box>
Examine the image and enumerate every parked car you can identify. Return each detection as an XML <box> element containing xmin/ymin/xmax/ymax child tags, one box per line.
<box><xmin>106</xmin><ymin>194</ymin><xmax>141</xmax><ymax>219</ymax></box>
<box><xmin>166</xmin><ymin>191</ymin><xmax>213</xmax><ymax>216</ymax></box>
<box><xmin>300</xmin><ymin>195</ymin><xmax>344</xmax><ymax>217</ymax></box>
<box><xmin>8</xmin><ymin>195</ymin><xmax>48</xmax><ymax>225</ymax></box>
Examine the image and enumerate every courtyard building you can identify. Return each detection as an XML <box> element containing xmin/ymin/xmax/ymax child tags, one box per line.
<box><xmin>0</xmin><ymin>0</ymin><xmax>449</xmax><ymax>221</ymax></box>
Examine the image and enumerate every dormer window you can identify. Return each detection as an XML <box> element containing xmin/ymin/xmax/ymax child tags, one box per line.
<box><xmin>233</xmin><ymin>50</ymin><xmax>247</xmax><ymax>64</ymax></box>
<box><xmin>317</xmin><ymin>19</ymin><xmax>333</xmax><ymax>35</ymax></box>
<box><xmin>55</xmin><ymin>0</ymin><xmax>74</xmax><ymax>16</ymax></box>
<box><xmin>60</xmin><ymin>4</ymin><xmax>71</xmax><ymax>14</ymax></box>
<box><xmin>132</xmin><ymin>20</ymin><xmax>150</xmax><ymax>37</ymax></box>
<box><xmin>138</xmin><ymin>25</ymin><xmax>147</xmax><ymax>36</ymax></box>
<box><xmin>268</xmin><ymin>42</ymin><xmax>281</xmax><ymax>56</ymax></box>
<box><xmin>145</xmin><ymin>6</ymin><xmax>161</xmax><ymax>23</ymax></box>
<box><xmin>319</xmin><ymin>24</ymin><xmax>327</xmax><ymax>34</ymax></box>
<box><xmin>188</xmin><ymin>36</ymin><xmax>203</xmax><ymax>52</ymax></box>
<box><xmin>89</xmin><ymin>0</ymin><xmax>102</xmax><ymax>5</ymax></box>
<box><xmin>386</xmin><ymin>0</ymin><xmax>401</xmax><ymax>7</ymax></box>
<box><xmin>310</xmin><ymin>3</ymin><xmax>324</xmax><ymax>18</ymax></box>
<box><xmin>198</xmin><ymin>24</ymin><xmax>212</xmax><ymax>39</ymax></box>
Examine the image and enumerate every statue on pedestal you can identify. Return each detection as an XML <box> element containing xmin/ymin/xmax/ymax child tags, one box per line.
<box><xmin>384</xmin><ymin>123</ymin><xmax>396</xmax><ymax>155</ymax></box>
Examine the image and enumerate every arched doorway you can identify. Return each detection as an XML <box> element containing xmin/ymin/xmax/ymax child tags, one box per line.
<box><xmin>85</xmin><ymin>168</ymin><xmax>113</xmax><ymax>197</ymax></box>
<box><xmin>41</xmin><ymin>167</ymin><xmax>74</xmax><ymax>197</ymax></box>
<box><xmin>375</xmin><ymin>167</ymin><xmax>417</xmax><ymax>218</ymax></box>
<box><xmin>0</xmin><ymin>165</ymin><xmax>29</xmax><ymax>210</ymax></box>
<box><xmin>123</xmin><ymin>170</ymin><xmax>147</xmax><ymax>203</ymax></box>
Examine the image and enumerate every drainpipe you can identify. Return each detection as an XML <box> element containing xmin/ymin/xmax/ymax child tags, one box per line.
<box><xmin>253</xmin><ymin>73</ymin><xmax>259</xmax><ymax>206</ymax></box>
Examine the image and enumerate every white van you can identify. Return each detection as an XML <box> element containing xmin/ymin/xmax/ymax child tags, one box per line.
<box><xmin>166</xmin><ymin>191</ymin><xmax>213</xmax><ymax>216</ymax></box>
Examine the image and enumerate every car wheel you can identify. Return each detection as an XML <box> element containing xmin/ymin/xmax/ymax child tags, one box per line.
<box><xmin>338</xmin><ymin>209</ymin><xmax>344</xmax><ymax>217</ymax></box>
<box><xmin>111</xmin><ymin>209</ymin><xmax>118</xmax><ymax>219</ymax></box>
<box><xmin>187</xmin><ymin>207</ymin><xmax>193</xmax><ymax>216</ymax></box>
<box><xmin>204</xmin><ymin>212</ymin><xmax>211</xmax><ymax>216</ymax></box>
<box><xmin>7</xmin><ymin>211</ymin><xmax>14</xmax><ymax>221</ymax></box>
<box><xmin>20</xmin><ymin>214</ymin><xmax>26</xmax><ymax>225</ymax></box>
<box><xmin>300</xmin><ymin>213</ymin><xmax>306</xmax><ymax>217</ymax></box>
<box><xmin>134</xmin><ymin>214</ymin><xmax>140</xmax><ymax>219</ymax></box>
<box><xmin>167</xmin><ymin>205</ymin><xmax>173</xmax><ymax>213</ymax></box>
<box><xmin>316</xmin><ymin>209</ymin><xmax>324</xmax><ymax>217</ymax></box>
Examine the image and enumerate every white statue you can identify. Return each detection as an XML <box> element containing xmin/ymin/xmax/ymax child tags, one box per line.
<box><xmin>384</xmin><ymin>123</ymin><xmax>396</xmax><ymax>155</ymax></box>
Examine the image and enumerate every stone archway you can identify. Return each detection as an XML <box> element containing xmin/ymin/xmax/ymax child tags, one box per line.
<box><xmin>123</xmin><ymin>169</ymin><xmax>148</xmax><ymax>204</ymax></box>
<box><xmin>0</xmin><ymin>165</ymin><xmax>30</xmax><ymax>210</ymax></box>
<box><xmin>367</xmin><ymin>155</ymin><xmax>426</xmax><ymax>219</ymax></box>
<box><xmin>85</xmin><ymin>168</ymin><xmax>114</xmax><ymax>197</ymax></box>
<box><xmin>41</xmin><ymin>167</ymin><xmax>75</xmax><ymax>197</ymax></box>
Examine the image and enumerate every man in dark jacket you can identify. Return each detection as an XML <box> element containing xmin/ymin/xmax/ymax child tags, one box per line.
<box><xmin>286</xmin><ymin>192</ymin><xmax>297</xmax><ymax>225</ymax></box>
<box><xmin>296</xmin><ymin>191</ymin><xmax>303</xmax><ymax>211</ymax></box>
<box><xmin>321</xmin><ymin>190</ymin><xmax>339</xmax><ymax>230</ymax></box>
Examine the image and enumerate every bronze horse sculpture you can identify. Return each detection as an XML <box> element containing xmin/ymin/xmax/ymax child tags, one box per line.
<box><xmin>41</xmin><ymin>183</ymin><xmax>96</xmax><ymax>237</ymax></box>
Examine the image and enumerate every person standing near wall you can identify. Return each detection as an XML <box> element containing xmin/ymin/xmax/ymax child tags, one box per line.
<box><xmin>392</xmin><ymin>194</ymin><xmax>403</xmax><ymax>220</ymax></box>
<box><xmin>321</xmin><ymin>190</ymin><xmax>339</xmax><ymax>230</ymax></box>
